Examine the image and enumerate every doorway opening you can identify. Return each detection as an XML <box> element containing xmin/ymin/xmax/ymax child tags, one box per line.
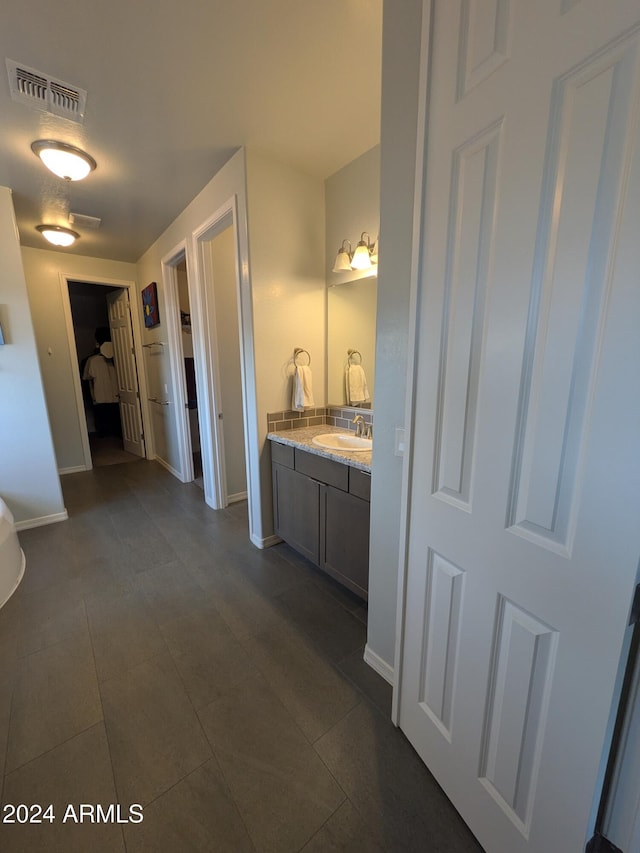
<box><xmin>62</xmin><ymin>275</ymin><xmax>149</xmax><ymax>470</ymax></box>
<box><xmin>162</xmin><ymin>218</ymin><xmax>248</xmax><ymax>510</ymax></box>
<box><xmin>199</xmin><ymin>220</ymin><xmax>248</xmax><ymax>506</ymax></box>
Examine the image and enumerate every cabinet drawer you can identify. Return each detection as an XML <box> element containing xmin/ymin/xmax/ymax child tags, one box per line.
<box><xmin>349</xmin><ymin>468</ymin><xmax>371</xmax><ymax>501</ymax></box>
<box><xmin>270</xmin><ymin>441</ymin><xmax>294</xmax><ymax>469</ymax></box>
<box><xmin>295</xmin><ymin>449</ymin><xmax>349</xmax><ymax>491</ymax></box>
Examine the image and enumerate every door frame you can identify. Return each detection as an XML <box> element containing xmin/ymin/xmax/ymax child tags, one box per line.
<box><xmin>60</xmin><ymin>272</ymin><xmax>152</xmax><ymax>470</ymax></box>
<box><xmin>160</xmin><ymin>241</ymin><xmax>196</xmax><ymax>484</ymax></box>
<box><xmin>392</xmin><ymin>0</ymin><xmax>434</xmax><ymax>725</ymax></box>
<box><xmin>160</xmin><ymin>194</ymin><xmax>260</xmax><ymax>542</ymax></box>
<box><xmin>188</xmin><ymin>196</ymin><xmax>256</xmax><ymax>519</ymax></box>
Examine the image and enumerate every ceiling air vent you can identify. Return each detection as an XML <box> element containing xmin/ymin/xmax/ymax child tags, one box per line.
<box><xmin>69</xmin><ymin>212</ymin><xmax>101</xmax><ymax>230</ymax></box>
<box><xmin>6</xmin><ymin>59</ymin><xmax>87</xmax><ymax>123</ymax></box>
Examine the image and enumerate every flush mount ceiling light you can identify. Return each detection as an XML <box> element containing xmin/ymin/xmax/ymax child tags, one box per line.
<box><xmin>332</xmin><ymin>232</ymin><xmax>378</xmax><ymax>274</ymax></box>
<box><xmin>36</xmin><ymin>224</ymin><xmax>79</xmax><ymax>247</ymax></box>
<box><xmin>31</xmin><ymin>139</ymin><xmax>96</xmax><ymax>181</ymax></box>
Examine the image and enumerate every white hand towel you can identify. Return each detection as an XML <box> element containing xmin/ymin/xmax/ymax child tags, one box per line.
<box><xmin>293</xmin><ymin>365</ymin><xmax>314</xmax><ymax>411</ymax></box>
<box><xmin>347</xmin><ymin>364</ymin><xmax>370</xmax><ymax>405</ymax></box>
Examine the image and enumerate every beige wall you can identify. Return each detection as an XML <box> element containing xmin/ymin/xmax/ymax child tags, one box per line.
<box><xmin>0</xmin><ymin>188</ymin><xmax>65</xmax><ymax>526</ymax></box>
<box><xmin>367</xmin><ymin>0</ymin><xmax>424</xmax><ymax>676</ymax></box>
<box><xmin>21</xmin><ymin>247</ymin><xmax>137</xmax><ymax>472</ymax></box>
<box><xmin>244</xmin><ymin>149</ymin><xmax>326</xmax><ymax>536</ymax></box>
<box><xmin>245</xmin><ymin>149</ymin><xmax>326</xmax><ymax>414</ymax></box>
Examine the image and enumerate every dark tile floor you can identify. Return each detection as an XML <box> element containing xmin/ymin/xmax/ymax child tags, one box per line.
<box><xmin>0</xmin><ymin>460</ymin><xmax>482</xmax><ymax>852</ymax></box>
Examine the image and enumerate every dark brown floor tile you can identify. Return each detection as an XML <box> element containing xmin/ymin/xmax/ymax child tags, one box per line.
<box><xmin>227</xmin><ymin>544</ymin><xmax>307</xmax><ymax>598</ymax></box>
<box><xmin>315</xmin><ymin>703</ymin><xmax>483</xmax><ymax>853</ymax></box>
<box><xmin>12</xmin><ymin>584</ymin><xmax>88</xmax><ymax>658</ymax></box>
<box><xmin>240</xmin><ymin>624</ymin><xmax>360</xmax><ymax>742</ymax></box>
<box><xmin>0</xmin><ymin>724</ymin><xmax>125</xmax><ymax>853</ymax></box>
<box><xmin>337</xmin><ymin>647</ymin><xmax>393</xmax><ymax>717</ymax></box>
<box><xmin>101</xmin><ymin>653</ymin><xmax>212</xmax><ymax>806</ymax></box>
<box><xmin>86</xmin><ymin>588</ymin><xmax>168</xmax><ymax>682</ymax></box>
<box><xmin>123</xmin><ymin>759</ymin><xmax>254</xmax><ymax>853</ymax></box>
<box><xmin>274</xmin><ymin>580</ymin><xmax>366</xmax><ymax>662</ymax></box>
<box><xmin>300</xmin><ymin>800</ymin><xmax>385</xmax><ymax>852</ymax></box>
<box><xmin>132</xmin><ymin>560</ymin><xmax>209</xmax><ymax>626</ymax></box>
<box><xmin>159</xmin><ymin>604</ymin><xmax>260</xmax><ymax>710</ymax></box>
<box><xmin>198</xmin><ymin>673</ymin><xmax>345</xmax><ymax>852</ymax></box>
<box><xmin>274</xmin><ymin>543</ymin><xmax>365</xmax><ymax>613</ymax></box>
<box><xmin>196</xmin><ymin>571</ymin><xmax>288</xmax><ymax>641</ymax></box>
<box><xmin>0</xmin><ymin>656</ymin><xmax>18</xmax><ymax>785</ymax></box>
<box><xmin>6</xmin><ymin>630</ymin><xmax>102</xmax><ymax>772</ymax></box>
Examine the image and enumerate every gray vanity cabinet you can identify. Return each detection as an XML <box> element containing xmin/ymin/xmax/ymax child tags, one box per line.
<box><xmin>271</xmin><ymin>440</ymin><xmax>370</xmax><ymax>600</ymax></box>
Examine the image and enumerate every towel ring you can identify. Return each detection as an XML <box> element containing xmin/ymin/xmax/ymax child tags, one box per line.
<box><xmin>347</xmin><ymin>349</ymin><xmax>362</xmax><ymax>365</ymax></box>
<box><xmin>294</xmin><ymin>347</ymin><xmax>311</xmax><ymax>366</ymax></box>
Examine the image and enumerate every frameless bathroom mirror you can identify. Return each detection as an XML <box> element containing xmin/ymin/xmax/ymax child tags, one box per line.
<box><xmin>325</xmin><ymin>145</ymin><xmax>379</xmax><ymax>411</ymax></box>
<box><xmin>327</xmin><ymin>273</ymin><xmax>377</xmax><ymax>407</ymax></box>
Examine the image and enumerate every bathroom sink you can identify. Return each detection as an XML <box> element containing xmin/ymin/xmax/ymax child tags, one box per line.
<box><xmin>312</xmin><ymin>432</ymin><xmax>372</xmax><ymax>452</ymax></box>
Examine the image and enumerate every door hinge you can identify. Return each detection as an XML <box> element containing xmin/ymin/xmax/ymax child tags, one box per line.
<box><xmin>629</xmin><ymin>583</ymin><xmax>640</xmax><ymax>626</ymax></box>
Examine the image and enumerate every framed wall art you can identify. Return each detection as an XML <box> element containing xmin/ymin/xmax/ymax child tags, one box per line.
<box><xmin>141</xmin><ymin>281</ymin><xmax>160</xmax><ymax>328</ymax></box>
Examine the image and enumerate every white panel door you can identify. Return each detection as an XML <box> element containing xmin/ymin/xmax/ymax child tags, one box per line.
<box><xmin>107</xmin><ymin>289</ymin><xmax>145</xmax><ymax>457</ymax></box>
<box><xmin>399</xmin><ymin>2</ymin><xmax>640</xmax><ymax>851</ymax></box>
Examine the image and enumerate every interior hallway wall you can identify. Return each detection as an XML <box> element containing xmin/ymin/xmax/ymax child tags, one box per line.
<box><xmin>137</xmin><ymin>148</ymin><xmax>324</xmax><ymax>546</ymax></box>
<box><xmin>244</xmin><ymin>148</ymin><xmax>326</xmax><ymax>540</ymax></box>
<box><xmin>367</xmin><ymin>0</ymin><xmax>425</xmax><ymax>679</ymax></box>
<box><xmin>0</xmin><ymin>187</ymin><xmax>65</xmax><ymax>527</ymax></box>
<box><xmin>21</xmin><ymin>247</ymin><xmax>137</xmax><ymax>472</ymax></box>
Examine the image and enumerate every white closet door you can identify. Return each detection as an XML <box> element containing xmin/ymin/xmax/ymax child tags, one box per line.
<box><xmin>108</xmin><ymin>289</ymin><xmax>145</xmax><ymax>457</ymax></box>
<box><xmin>398</xmin><ymin>1</ymin><xmax>640</xmax><ymax>851</ymax></box>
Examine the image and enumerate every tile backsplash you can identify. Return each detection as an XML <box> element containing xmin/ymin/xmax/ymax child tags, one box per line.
<box><xmin>267</xmin><ymin>406</ymin><xmax>373</xmax><ymax>433</ymax></box>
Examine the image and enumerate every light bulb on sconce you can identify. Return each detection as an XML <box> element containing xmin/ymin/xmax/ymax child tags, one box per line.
<box><xmin>350</xmin><ymin>232</ymin><xmax>375</xmax><ymax>271</ymax></box>
<box><xmin>332</xmin><ymin>239</ymin><xmax>353</xmax><ymax>272</ymax></box>
<box><xmin>332</xmin><ymin>232</ymin><xmax>378</xmax><ymax>274</ymax></box>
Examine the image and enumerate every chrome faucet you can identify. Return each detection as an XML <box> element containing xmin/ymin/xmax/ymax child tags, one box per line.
<box><xmin>352</xmin><ymin>414</ymin><xmax>366</xmax><ymax>437</ymax></box>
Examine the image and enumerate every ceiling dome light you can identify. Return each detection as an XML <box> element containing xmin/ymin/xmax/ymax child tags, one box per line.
<box><xmin>36</xmin><ymin>224</ymin><xmax>79</xmax><ymax>247</ymax></box>
<box><xmin>31</xmin><ymin>140</ymin><xmax>96</xmax><ymax>181</ymax></box>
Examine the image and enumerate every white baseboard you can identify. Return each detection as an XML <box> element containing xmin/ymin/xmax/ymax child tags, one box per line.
<box><xmin>364</xmin><ymin>644</ymin><xmax>395</xmax><ymax>686</ymax></box>
<box><xmin>153</xmin><ymin>455</ymin><xmax>182</xmax><ymax>480</ymax></box>
<box><xmin>227</xmin><ymin>491</ymin><xmax>248</xmax><ymax>504</ymax></box>
<box><xmin>15</xmin><ymin>510</ymin><xmax>69</xmax><ymax>531</ymax></box>
<box><xmin>58</xmin><ymin>465</ymin><xmax>89</xmax><ymax>475</ymax></box>
<box><xmin>250</xmin><ymin>532</ymin><xmax>282</xmax><ymax>550</ymax></box>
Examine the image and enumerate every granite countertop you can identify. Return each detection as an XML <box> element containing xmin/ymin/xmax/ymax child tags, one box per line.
<box><xmin>267</xmin><ymin>424</ymin><xmax>372</xmax><ymax>472</ymax></box>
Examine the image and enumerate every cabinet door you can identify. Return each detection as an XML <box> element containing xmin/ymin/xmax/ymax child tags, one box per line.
<box><xmin>272</xmin><ymin>463</ymin><xmax>320</xmax><ymax>565</ymax></box>
<box><xmin>321</xmin><ymin>485</ymin><xmax>370</xmax><ymax>600</ymax></box>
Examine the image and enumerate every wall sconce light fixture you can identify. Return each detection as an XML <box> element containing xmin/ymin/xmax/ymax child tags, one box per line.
<box><xmin>31</xmin><ymin>140</ymin><xmax>97</xmax><ymax>181</ymax></box>
<box><xmin>332</xmin><ymin>239</ymin><xmax>353</xmax><ymax>272</ymax></box>
<box><xmin>36</xmin><ymin>224</ymin><xmax>79</xmax><ymax>247</ymax></box>
<box><xmin>332</xmin><ymin>232</ymin><xmax>378</xmax><ymax>273</ymax></box>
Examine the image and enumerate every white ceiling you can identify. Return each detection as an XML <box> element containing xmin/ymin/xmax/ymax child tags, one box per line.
<box><xmin>0</xmin><ymin>0</ymin><xmax>382</xmax><ymax>262</ymax></box>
